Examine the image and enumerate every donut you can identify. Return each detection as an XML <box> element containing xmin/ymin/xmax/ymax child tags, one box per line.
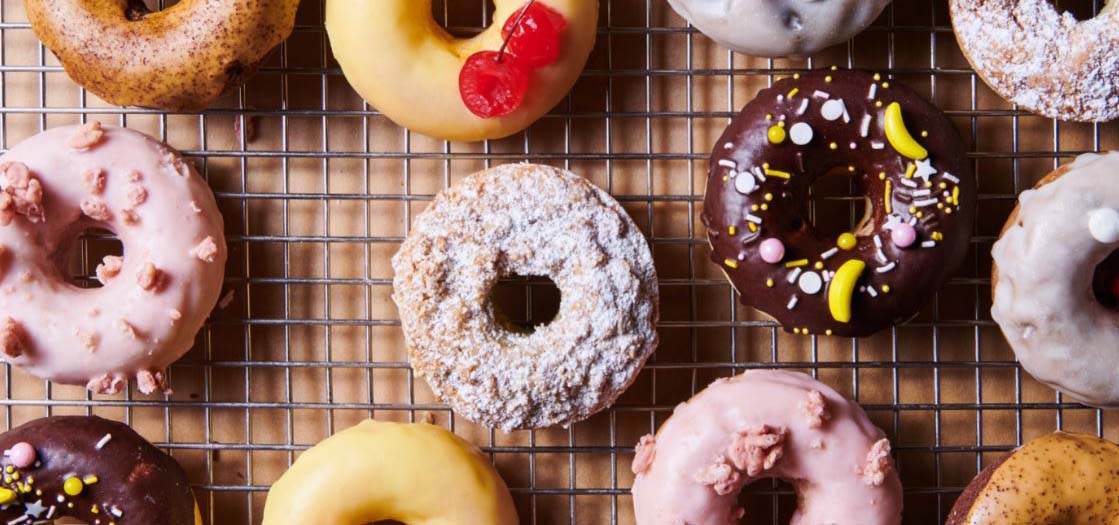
<box><xmin>25</xmin><ymin>0</ymin><xmax>299</xmax><ymax>111</ymax></box>
<box><xmin>946</xmin><ymin>432</ymin><xmax>1119</xmax><ymax>524</ymax></box>
<box><xmin>0</xmin><ymin>122</ymin><xmax>227</xmax><ymax>394</ymax></box>
<box><xmin>325</xmin><ymin>0</ymin><xmax>598</xmax><ymax>141</ymax></box>
<box><xmin>665</xmin><ymin>0</ymin><xmax>890</xmax><ymax>58</ymax></box>
<box><xmin>949</xmin><ymin>0</ymin><xmax>1119</xmax><ymax>122</ymax></box>
<box><xmin>392</xmin><ymin>163</ymin><xmax>658</xmax><ymax>430</ymax></box>
<box><xmin>991</xmin><ymin>152</ymin><xmax>1119</xmax><ymax>407</ymax></box>
<box><xmin>702</xmin><ymin>69</ymin><xmax>975</xmax><ymax>337</ymax></box>
<box><xmin>262</xmin><ymin>420</ymin><xmax>518</xmax><ymax>525</ymax></box>
<box><xmin>631</xmin><ymin>370</ymin><xmax>903</xmax><ymax>524</ymax></box>
<box><xmin>0</xmin><ymin>415</ymin><xmax>200</xmax><ymax>525</ymax></box>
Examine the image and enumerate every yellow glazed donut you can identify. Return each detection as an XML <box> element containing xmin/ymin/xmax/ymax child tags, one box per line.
<box><xmin>261</xmin><ymin>420</ymin><xmax>518</xmax><ymax>525</ymax></box>
<box><xmin>325</xmin><ymin>0</ymin><xmax>598</xmax><ymax>142</ymax></box>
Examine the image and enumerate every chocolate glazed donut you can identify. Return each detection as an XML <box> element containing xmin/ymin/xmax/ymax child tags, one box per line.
<box><xmin>703</xmin><ymin>69</ymin><xmax>975</xmax><ymax>337</ymax></box>
<box><xmin>0</xmin><ymin>416</ymin><xmax>198</xmax><ymax>525</ymax></box>
<box><xmin>24</xmin><ymin>0</ymin><xmax>299</xmax><ymax>111</ymax></box>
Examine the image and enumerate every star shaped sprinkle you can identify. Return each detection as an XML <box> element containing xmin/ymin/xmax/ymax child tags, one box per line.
<box><xmin>913</xmin><ymin>158</ymin><xmax>938</xmax><ymax>183</ymax></box>
<box><xmin>24</xmin><ymin>499</ymin><xmax>46</xmax><ymax>518</ymax></box>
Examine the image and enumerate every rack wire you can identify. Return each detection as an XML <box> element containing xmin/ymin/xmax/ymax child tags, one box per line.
<box><xmin>1</xmin><ymin>0</ymin><xmax>1117</xmax><ymax>523</ymax></box>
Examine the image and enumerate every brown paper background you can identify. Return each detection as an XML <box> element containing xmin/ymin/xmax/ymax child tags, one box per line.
<box><xmin>1</xmin><ymin>0</ymin><xmax>1117</xmax><ymax>524</ymax></box>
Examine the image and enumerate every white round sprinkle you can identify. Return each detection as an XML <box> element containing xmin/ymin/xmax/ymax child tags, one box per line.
<box><xmin>821</xmin><ymin>99</ymin><xmax>844</xmax><ymax>121</ymax></box>
<box><xmin>789</xmin><ymin>122</ymin><xmax>814</xmax><ymax>145</ymax></box>
<box><xmin>734</xmin><ymin>173</ymin><xmax>756</xmax><ymax>194</ymax></box>
<box><xmin>798</xmin><ymin>271</ymin><xmax>824</xmax><ymax>295</ymax></box>
<box><xmin>1089</xmin><ymin>208</ymin><xmax>1119</xmax><ymax>243</ymax></box>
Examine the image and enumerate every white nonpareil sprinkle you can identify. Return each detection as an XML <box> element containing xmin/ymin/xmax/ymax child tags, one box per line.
<box><xmin>860</xmin><ymin>114</ymin><xmax>872</xmax><ymax>137</ymax></box>
<box><xmin>821</xmin><ymin>99</ymin><xmax>845</xmax><ymax>121</ymax></box>
<box><xmin>787</xmin><ymin>296</ymin><xmax>799</xmax><ymax>310</ymax></box>
<box><xmin>870</xmin><ymin>141</ymin><xmax>885</xmax><ymax>150</ymax></box>
<box><xmin>873</xmin><ymin>235</ymin><xmax>883</xmax><ymax>248</ymax></box>
<box><xmin>95</xmin><ymin>433</ymin><xmax>112</xmax><ymax>450</ymax></box>
<box><xmin>812</xmin><ymin>90</ymin><xmax>831</xmax><ymax>99</ymax></box>
<box><xmin>821</xmin><ymin>247</ymin><xmax>839</xmax><ymax>260</ymax></box>
<box><xmin>787</xmin><ymin>267</ymin><xmax>803</xmax><ymax>283</ymax></box>
<box><xmin>942</xmin><ymin>173</ymin><xmax>960</xmax><ymax>184</ymax></box>
<box><xmin>745</xmin><ymin>214</ymin><xmax>763</xmax><ymax>224</ymax></box>
<box><xmin>867</xmin><ymin>84</ymin><xmax>878</xmax><ymax>100</ymax></box>
<box><xmin>867</xmin><ymin>286</ymin><xmax>879</xmax><ymax>298</ymax></box>
<box><xmin>899</xmin><ymin>178</ymin><xmax>918</xmax><ymax>188</ymax></box>
<box><xmin>718</xmin><ymin>159</ymin><xmax>737</xmax><ymax>170</ymax></box>
<box><xmin>797</xmin><ymin>98</ymin><xmax>810</xmax><ymax>115</ymax></box>
<box><xmin>723</xmin><ymin>142</ymin><xmax>734</xmax><ymax>150</ymax></box>
<box><xmin>922</xmin><ymin>241</ymin><xmax>937</xmax><ymax>248</ymax></box>
<box><xmin>798</xmin><ymin>271</ymin><xmax>824</xmax><ymax>295</ymax></box>
<box><xmin>913</xmin><ymin>189</ymin><xmax>931</xmax><ymax>197</ymax></box>
<box><xmin>734</xmin><ymin>172</ymin><xmax>757</xmax><ymax>194</ymax></box>
<box><xmin>914</xmin><ymin>198</ymin><xmax>939</xmax><ymax>207</ymax></box>
<box><xmin>876</xmin><ymin>262</ymin><xmax>897</xmax><ymax>273</ymax></box>
<box><xmin>789</xmin><ymin>122</ymin><xmax>814</xmax><ymax>145</ymax></box>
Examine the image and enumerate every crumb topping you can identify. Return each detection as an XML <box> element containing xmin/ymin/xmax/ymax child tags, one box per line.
<box><xmin>135</xmin><ymin>370</ymin><xmax>168</xmax><ymax>395</ymax></box>
<box><xmin>190</xmin><ymin>236</ymin><xmax>218</xmax><ymax>262</ymax></box>
<box><xmin>81</xmin><ymin>168</ymin><xmax>106</xmax><ymax>195</ymax></box>
<box><xmin>694</xmin><ymin>455</ymin><xmax>741</xmax><ymax>496</ymax></box>
<box><xmin>0</xmin><ymin>317</ymin><xmax>24</xmax><ymax>358</ymax></box>
<box><xmin>136</xmin><ymin>262</ymin><xmax>162</xmax><ymax>292</ymax></box>
<box><xmin>95</xmin><ymin>255</ymin><xmax>123</xmax><ymax>285</ymax></box>
<box><xmin>0</xmin><ymin>162</ymin><xmax>45</xmax><ymax>225</ymax></box>
<box><xmin>632</xmin><ymin>434</ymin><xmax>656</xmax><ymax>475</ymax></box>
<box><xmin>802</xmin><ymin>389</ymin><xmax>830</xmax><ymax>429</ymax></box>
<box><xmin>862</xmin><ymin>438</ymin><xmax>894</xmax><ymax>487</ymax></box>
<box><xmin>79</xmin><ymin>198</ymin><xmax>111</xmax><ymax>222</ymax></box>
<box><xmin>86</xmin><ymin>374</ymin><xmax>123</xmax><ymax>395</ymax></box>
<box><xmin>727</xmin><ymin>425</ymin><xmax>786</xmax><ymax>477</ymax></box>
<box><xmin>126</xmin><ymin>185</ymin><xmax>148</xmax><ymax>207</ymax></box>
<box><xmin>67</xmin><ymin>122</ymin><xmax>105</xmax><ymax>151</ymax></box>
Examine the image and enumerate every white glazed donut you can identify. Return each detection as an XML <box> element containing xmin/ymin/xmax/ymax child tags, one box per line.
<box><xmin>0</xmin><ymin>123</ymin><xmax>227</xmax><ymax>394</ymax></box>
<box><xmin>992</xmin><ymin>152</ymin><xmax>1119</xmax><ymax>407</ymax></box>
<box><xmin>631</xmin><ymin>370</ymin><xmax>903</xmax><ymax>525</ymax></box>
<box><xmin>392</xmin><ymin>163</ymin><xmax>659</xmax><ymax>431</ymax></box>
<box><xmin>950</xmin><ymin>0</ymin><xmax>1119</xmax><ymax>122</ymax></box>
<box><xmin>665</xmin><ymin>0</ymin><xmax>891</xmax><ymax>57</ymax></box>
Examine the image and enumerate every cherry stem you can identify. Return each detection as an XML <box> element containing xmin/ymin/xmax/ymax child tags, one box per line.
<box><xmin>496</xmin><ymin>0</ymin><xmax>537</xmax><ymax>63</ymax></box>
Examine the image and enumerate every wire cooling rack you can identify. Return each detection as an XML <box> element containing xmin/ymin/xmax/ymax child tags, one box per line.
<box><xmin>1</xmin><ymin>0</ymin><xmax>1118</xmax><ymax>524</ymax></box>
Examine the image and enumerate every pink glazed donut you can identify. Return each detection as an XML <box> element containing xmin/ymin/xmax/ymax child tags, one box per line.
<box><xmin>0</xmin><ymin>122</ymin><xmax>226</xmax><ymax>394</ymax></box>
<box><xmin>631</xmin><ymin>370</ymin><xmax>903</xmax><ymax>525</ymax></box>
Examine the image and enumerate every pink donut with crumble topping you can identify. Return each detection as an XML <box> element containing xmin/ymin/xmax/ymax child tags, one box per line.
<box><xmin>0</xmin><ymin>123</ymin><xmax>226</xmax><ymax>394</ymax></box>
<box><xmin>631</xmin><ymin>370</ymin><xmax>903</xmax><ymax>525</ymax></box>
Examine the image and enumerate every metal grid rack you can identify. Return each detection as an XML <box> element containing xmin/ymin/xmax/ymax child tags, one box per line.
<box><xmin>0</xmin><ymin>0</ymin><xmax>1117</xmax><ymax>524</ymax></box>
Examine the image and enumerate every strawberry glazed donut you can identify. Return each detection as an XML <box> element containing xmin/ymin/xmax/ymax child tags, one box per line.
<box><xmin>325</xmin><ymin>0</ymin><xmax>598</xmax><ymax>141</ymax></box>
<box><xmin>631</xmin><ymin>370</ymin><xmax>903</xmax><ymax>525</ymax></box>
<box><xmin>0</xmin><ymin>123</ymin><xmax>227</xmax><ymax>394</ymax></box>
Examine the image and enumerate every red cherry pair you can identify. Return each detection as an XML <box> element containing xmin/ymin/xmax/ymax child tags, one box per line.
<box><xmin>459</xmin><ymin>2</ymin><xmax>568</xmax><ymax>119</ymax></box>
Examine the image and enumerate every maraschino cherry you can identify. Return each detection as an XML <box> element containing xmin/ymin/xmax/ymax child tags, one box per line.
<box><xmin>459</xmin><ymin>1</ymin><xmax>567</xmax><ymax>119</ymax></box>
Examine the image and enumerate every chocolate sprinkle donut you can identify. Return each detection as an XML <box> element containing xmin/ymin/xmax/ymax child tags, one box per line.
<box><xmin>702</xmin><ymin>69</ymin><xmax>975</xmax><ymax>337</ymax></box>
<box><xmin>0</xmin><ymin>416</ymin><xmax>197</xmax><ymax>525</ymax></box>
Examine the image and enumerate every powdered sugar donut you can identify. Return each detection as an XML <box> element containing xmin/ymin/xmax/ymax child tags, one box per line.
<box><xmin>0</xmin><ymin>123</ymin><xmax>227</xmax><ymax>394</ymax></box>
<box><xmin>992</xmin><ymin>153</ymin><xmax>1119</xmax><ymax>407</ymax></box>
<box><xmin>631</xmin><ymin>370</ymin><xmax>903</xmax><ymax>525</ymax></box>
<box><xmin>666</xmin><ymin>0</ymin><xmax>891</xmax><ymax>57</ymax></box>
<box><xmin>392</xmin><ymin>163</ymin><xmax>658</xmax><ymax>431</ymax></box>
<box><xmin>950</xmin><ymin>0</ymin><xmax>1119</xmax><ymax>122</ymax></box>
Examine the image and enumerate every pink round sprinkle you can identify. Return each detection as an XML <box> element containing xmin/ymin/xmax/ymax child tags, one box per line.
<box><xmin>9</xmin><ymin>442</ymin><xmax>35</xmax><ymax>468</ymax></box>
<box><xmin>891</xmin><ymin>224</ymin><xmax>918</xmax><ymax>249</ymax></box>
<box><xmin>759</xmin><ymin>238</ymin><xmax>786</xmax><ymax>264</ymax></box>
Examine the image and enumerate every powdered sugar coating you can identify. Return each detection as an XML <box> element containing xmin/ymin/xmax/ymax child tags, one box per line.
<box><xmin>950</xmin><ymin>0</ymin><xmax>1119</xmax><ymax>122</ymax></box>
<box><xmin>0</xmin><ymin>124</ymin><xmax>226</xmax><ymax>394</ymax></box>
<box><xmin>392</xmin><ymin>164</ymin><xmax>659</xmax><ymax>431</ymax></box>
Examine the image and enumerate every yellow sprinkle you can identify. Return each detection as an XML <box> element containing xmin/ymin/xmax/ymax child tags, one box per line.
<box><xmin>764</xmin><ymin>193</ymin><xmax>774</xmax><ymax>202</ymax></box>
<box><xmin>68</xmin><ymin>503</ymin><xmax>74</xmax><ymax>509</ymax></box>
<box><xmin>837</xmin><ymin>233</ymin><xmax>857</xmax><ymax>251</ymax></box>
<box><xmin>884</xmin><ymin>180</ymin><xmax>892</xmax><ymax>214</ymax></box>
<box><xmin>945</xmin><ymin>207</ymin><xmax>953</xmax><ymax>215</ymax></box>
<box><xmin>940</xmin><ymin>182</ymin><xmax>948</xmax><ymax>189</ymax></box>
<box><xmin>875</xmin><ymin>101</ymin><xmax>883</xmax><ymax>107</ymax></box>
<box><xmin>83</xmin><ymin>475</ymin><xmax>98</xmax><ymax>485</ymax></box>
<box><xmin>2</xmin><ymin>476</ymin><xmax>9</xmax><ymax>484</ymax></box>
<box><xmin>916</xmin><ymin>211</ymin><xmax>924</xmax><ymax>218</ymax></box>
<box><xmin>848</xmin><ymin>165</ymin><xmax>856</xmax><ymax>173</ymax></box>
<box><xmin>825</xmin><ymin>329</ymin><xmax>834</xmax><ymax>336</ymax></box>
<box><xmin>932</xmin><ymin>232</ymin><xmax>944</xmax><ymax>241</ymax></box>
<box><xmin>831</xmin><ymin>65</ymin><xmax>839</xmax><ymax>71</ymax></box>
<box><xmin>921</xmin><ymin>130</ymin><xmax>929</xmax><ymax>138</ymax></box>
<box><xmin>882</xmin><ymin>82</ymin><xmax>890</xmax><ymax>88</ymax></box>
<box><xmin>766</xmin><ymin>278</ymin><xmax>775</xmax><ymax>288</ymax></box>
<box><xmin>909</xmin><ymin>206</ymin><xmax>917</xmax><ymax>214</ymax></box>
<box><xmin>760</xmin><ymin>204</ymin><xmax>769</xmax><ymax>211</ymax></box>
<box><xmin>952</xmin><ymin>186</ymin><xmax>960</xmax><ymax>205</ymax></box>
<box><xmin>873</xmin><ymin>73</ymin><xmax>882</xmax><ymax>81</ymax></box>
<box><xmin>766</xmin><ymin>113</ymin><xmax>774</xmax><ymax>121</ymax></box>
<box><xmin>723</xmin><ymin>259</ymin><xmax>739</xmax><ymax>269</ymax></box>
<box><xmin>751</xmin><ymin>204</ymin><xmax>759</xmax><ymax>211</ymax></box>
<box><xmin>881</xmin><ymin>285</ymin><xmax>891</xmax><ymax>294</ymax></box>
<box><xmin>763</xmin><ymin>167</ymin><xmax>792</xmax><ymax>179</ymax></box>
<box><xmin>748</xmin><ymin>222</ymin><xmax>758</xmax><ymax>232</ymax></box>
<box><xmin>815</xmin><ymin>261</ymin><xmax>824</xmax><ymax>270</ymax></box>
<box><xmin>729</xmin><ymin>225</ymin><xmax>737</xmax><ymax>236</ymax></box>
<box><xmin>12</xmin><ymin>472</ymin><xmax>18</xmax><ymax>481</ymax></box>
<box><xmin>793</xmin><ymin>73</ymin><xmax>801</xmax><ymax>80</ymax></box>
<box><xmin>905</xmin><ymin>163</ymin><xmax>916</xmax><ymax>179</ymax></box>
<box><xmin>829</xmin><ymin>142</ymin><xmax>838</xmax><ymax>150</ymax></box>
<box><xmin>722</xmin><ymin>175</ymin><xmax>728</xmax><ymax>182</ymax></box>
<box><xmin>762</xmin><ymin>163</ymin><xmax>770</xmax><ymax>169</ymax></box>
<box><xmin>788</xmin><ymin>87</ymin><xmax>800</xmax><ymax>98</ymax></box>
<box><xmin>937</xmin><ymin>202</ymin><xmax>944</xmax><ymax>209</ymax></box>
<box><xmin>5</xmin><ymin>466</ymin><xmax>12</xmax><ymax>474</ymax></box>
<box><xmin>35</xmin><ymin>489</ymin><xmax>41</xmax><ymax>496</ymax></box>
<box><xmin>63</xmin><ymin>476</ymin><xmax>83</xmax><ymax>497</ymax></box>
<box><xmin>878</xmin><ymin>172</ymin><xmax>886</xmax><ymax>180</ymax></box>
<box><xmin>91</xmin><ymin>505</ymin><xmax>99</xmax><ymax>514</ymax></box>
<box><xmin>0</xmin><ymin>488</ymin><xmax>13</xmax><ymax>505</ymax></box>
<box><xmin>785</xmin><ymin>259</ymin><xmax>810</xmax><ymax>268</ymax></box>
<box><xmin>793</xmin><ymin>328</ymin><xmax>801</xmax><ymax>335</ymax></box>
<box><xmin>825</xmin><ymin>75</ymin><xmax>833</xmax><ymax>83</ymax></box>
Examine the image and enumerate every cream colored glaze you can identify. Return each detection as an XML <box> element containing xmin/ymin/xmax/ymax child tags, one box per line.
<box><xmin>261</xmin><ymin>420</ymin><xmax>518</xmax><ymax>525</ymax></box>
<box><xmin>991</xmin><ymin>152</ymin><xmax>1119</xmax><ymax>407</ymax></box>
<box><xmin>325</xmin><ymin>0</ymin><xmax>598</xmax><ymax>142</ymax></box>
<box><xmin>0</xmin><ymin>124</ymin><xmax>227</xmax><ymax>393</ymax></box>
<box><xmin>631</xmin><ymin>370</ymin><xmax>903</xmax><ymax>525</ymax></box>
<box><xmin>665</xmin><ymin>0</ymin><xmax>890</xmax><ymax>57</ymax></box>
<box><xmin>962</xmin><ymin>432</ymin><xmax>1119</xmax><ymax>524</ymax></box>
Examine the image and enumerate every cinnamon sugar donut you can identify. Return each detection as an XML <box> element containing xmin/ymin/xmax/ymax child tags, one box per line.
<box><xmin>0</xmin><ymin>123</ymin><xmax>227</xmax><ymax>394</ymax></box>
<box><xmin>950</xmin><ymin>0</ymin><xmax>1119</xmax><ymax>122</ymax></box>
<box><xmin>391</xmin><ymin>164</ymin><xmax>658</xmax><ymax>431</ymax></box>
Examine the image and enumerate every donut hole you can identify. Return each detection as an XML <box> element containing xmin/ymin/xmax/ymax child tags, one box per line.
<box><xmin>128</xmin><ymin>0</ymin><xmax>182</xmax><ymax>19</ymax></box>
<box><xmin>431</xmin><ymin>0</ymin><xmax>495</xmax><ymax>38</ymax></box>
<box><xmin>488</xmin><ymin>273</ymin><xmax>562</xmax><ymax>333</ymax></box>
<box><xmin>737</xmin><ymin>478</ymin><xmax>798</xmax><ymax>522</ymax></box>
<box><xmin>1050</xmin><ymin>0</ymin><xmax>1100</xmax><ymax>21</ymax></box>
<box><xmin>60</xmin><ymin>227</ymin><xmax>123</xmax><ymax>289</ymax></box>
<box><xmin>807</xmin><ymin>169</ymin><xmax>873</xmax><ymax>238</ymax></box>
<box><xmin>1092</xmin><ymin>249</ymin><xmax>1119</xmax><ymax>311</ymax></box>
